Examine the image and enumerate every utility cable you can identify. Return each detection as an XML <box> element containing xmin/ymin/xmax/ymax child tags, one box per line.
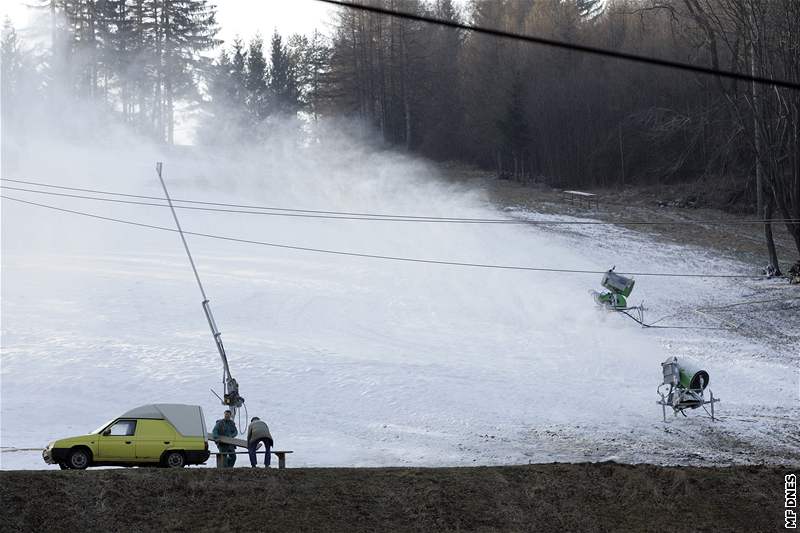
<box><xmin>618</xmin><ymin>308</ymin><xmax>729</xmax><ymax>330</ymax></box>
<box><xmin>1</xmin><ymin>177</ymin><xmax>489</xmax><ymax>220</ymax></box>
<box><xmin>314</xmin><ymin>0</ymin><xmax>800</xmax><ymax>91</ymax></box>
<box><xmin>1</xmin><ymin>194</ymin><xmax>762</xmax><ymax>279</ymax></box>
<box><xmin>696</xmin><ymin>296</ymin><xmax>800</xmax><ymax>310</ymax></box>
<box><xmin>0</xmin><ymin>183</ymin><xmax>536</xmax><ymax>223</ymax></box>
<box><xmin>613</xmin><ymin>294</ymin><xmax>800</xmax><ymax>330</ymax></box>
<box><xmin>3</xmin><ymin>180</ymin><xmax>800</xmax><ymax>226</ymax></box>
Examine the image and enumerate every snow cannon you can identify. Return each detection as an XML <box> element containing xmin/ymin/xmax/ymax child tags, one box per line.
<box><xmin>657</xmin><ymin>356</ymin><xmax>719</xmax><ymax>421</ymax></box>
<box><xmin>665</xmin><ymin>358</ymin><xmax>709</xmax><ymax>391</ymax></box>
<box><xmin>592</xmin><ymin>267</ymin><xmax>635</xmax><ymax>309</ymax></box>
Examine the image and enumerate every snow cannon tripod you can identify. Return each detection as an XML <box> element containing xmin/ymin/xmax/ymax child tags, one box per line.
<box><xmin>592</xmin><ymin>267</ymin><xmax>635</xmax><ymax>310</ymax></box>
<box><xmin>657</xmin><ymin>356</ymin><xmax>719</xmax><ymax>421</ymax></box>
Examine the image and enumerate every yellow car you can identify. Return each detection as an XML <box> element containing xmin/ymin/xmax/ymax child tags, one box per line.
<box><xmin>42</xmin><ymin>404</ymin><xmax>211</xmax><ymax>469</ymax></box>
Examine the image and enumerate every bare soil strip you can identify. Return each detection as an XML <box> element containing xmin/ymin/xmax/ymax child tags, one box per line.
<box><xmin>0</xmin><ymin>463</ymin><xmax>792</xmax><ymax>532</ymax></box>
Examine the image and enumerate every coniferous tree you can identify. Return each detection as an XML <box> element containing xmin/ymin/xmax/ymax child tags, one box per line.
<box><xmin>95</xmin><ymin>0</ymin><xmax>134</xmax><ymax>110</ymax></box>
<box><xmin>1</xmin><ymin>18</ymin><xmax>43</xmax><ymax>151</ymax></box>
<box><xmin>286</xmin><ymin>32</ymin><xmax>329</xmax><ymax>117</ymax></box>
<box><xmin>268</xmin><ymin>31</ymin><xmax>299</xmax><ymax>115</ymax></box>
<box><xmin>153</xmin><ymin>0</ymin><xmax>220</xmax><ymax>143</ymax></box>
<box><xmin>299</xmin><ymin>30</ymin><xmax>332</xmax><ymax>120</ymax></box>
<box><xmin>27</xmin><ymin>0</ymin><xmax>219</xmax><ymax>143</ymax></box>
<box><xmin>245</xmin><ymin>35</ymin><xmax>270</xmax><ymax>120</ymax></box>
<box><xmin>1</xmin><ymin>18</ymin><xmax>23</xmax><ymax>105</ymax></box>
<box><xmin>201</xmin><ymin>49</ymin><xmax>238</xmax><ymax>144</ymax></box>
<box><xmin>230</xmin><ymin>38</ymin><xmax>247</xmax><ymax>101</ymax></box>
<box><xmin>2</xmin><ymin>18</ymin><xmax>24</xmax><ymax>129</ymax></box>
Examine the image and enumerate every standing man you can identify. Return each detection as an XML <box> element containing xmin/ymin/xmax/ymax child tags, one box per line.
<box><xmin>246</xmin><ymin>416</ymin><xmax>274</xmax><ymax>468</ymax></box>
<box><xmin>212</xmin><ymin>409</ymin><xmax>238</xmax><ymax>468</ymax></box>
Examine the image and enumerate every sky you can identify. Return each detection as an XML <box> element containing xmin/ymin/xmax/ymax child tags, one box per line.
<box><xmin>1</xmin><ymin>0</ymin><xmax>336</xmax><ymax>44</ymax></box>
<box><xmin>214</xmin><ymin>0</ymin><xmax>335</xmax><ymax>44</ymax></box>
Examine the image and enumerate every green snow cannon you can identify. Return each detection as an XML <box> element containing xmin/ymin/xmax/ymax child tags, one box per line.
<box><xmin>662</xmin><ymin>357</ymin><xmax>710</xmax><ymax>391</ymax></box>
<box><xmin>658</xmin><ymin>356</ymin><xmax>718</xmax><ymax>421</ymax></box>
<box><xmin>593</xmin><ymin>268</ymin><xmax>635</xmax><ymax>309</ymax></box>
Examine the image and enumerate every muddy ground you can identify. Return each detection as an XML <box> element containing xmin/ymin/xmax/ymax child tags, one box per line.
<box><xmin>0</xmin><ymin>463</ymin><xmax>794</xmax><ymax>532</ymax></box>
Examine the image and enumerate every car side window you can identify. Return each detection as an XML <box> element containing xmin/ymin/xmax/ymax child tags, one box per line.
<box><xmin>107</xmin><ymin>420</ymin><xmax>137</xmax><ymax>436</ymax></box>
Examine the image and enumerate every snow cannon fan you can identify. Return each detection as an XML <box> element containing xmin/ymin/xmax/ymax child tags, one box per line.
<box><xmin>591</xmin><ymin>267</ymin><xmax>635</xmax><ymax>310</ymax></box>
<box><xmin>657</xmin><ymin>356</ymin><xmax>720</xmax><ymax>421</ymax></box>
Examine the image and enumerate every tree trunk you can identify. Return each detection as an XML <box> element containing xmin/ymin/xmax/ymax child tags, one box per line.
<box><xmin>400</xmin><ymin>20</ymin><xmax>411</xmax><ymax>150</ymax></box>
<box><xmin>167</xmin><ymin>78</ymin><xmax>174</xmax><ymax>145</ymax></box>
<box><xmin>764</xmin><ymin>197</ymin><xmax>781</xmax><ymax>274</ymax></box>
<box><xmin>750</xmin><ymin>8</ymin><xmax>765</xmax><ymax>258</ymax></box>
<box><xmin>618</xmin><ymin>122</ymin><xmax>625</xmax><ymax>188</ymax></box>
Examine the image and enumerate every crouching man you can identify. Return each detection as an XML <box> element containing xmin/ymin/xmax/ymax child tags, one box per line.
<box><xmin>247</xmin><ymin>416</ymin><xmax>274</xmax><ymax>468</ymax></box>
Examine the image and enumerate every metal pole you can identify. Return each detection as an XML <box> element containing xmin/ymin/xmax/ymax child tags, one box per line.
<box><xmin>155</xmin><ymin>162</ymin><xmax>207</xmax><ymax>301</ymax></box>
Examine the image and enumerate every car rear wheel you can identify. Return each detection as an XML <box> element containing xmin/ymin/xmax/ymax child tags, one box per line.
<box><xmin>67</xmin><ymin>448</ymin><xmax>90</xmax><ymax>470</ymax></box>
<box><xmin>163</xmin><ymin>451</ymin><xmax>185</xmax><ymax>468</ymax></box>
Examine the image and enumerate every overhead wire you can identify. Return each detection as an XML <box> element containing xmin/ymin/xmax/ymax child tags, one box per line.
<box><xmin>1</xmin><ymin>177</ymin><xmax>488</xmax><ymax>220</ymax></box>
<box><xmin>617</xmin><ymin>308</ymin><xmax>729</xmax><ymax>330</ymax></box>
<box><xmin>696</xmin><ymin>296</ymin><xmax>800</xmax><ymax>310</ymax></box>
<box><xmin>3</xmin><ymin>179</ymin><xmax>800</xmax><ymax>226</ymax></box>
<box><xmin>0</xmin><ymin>183</ymin><xmax>535</xmax><ymax>223</ymax></box>
<box><xmin>314</xmin><ymin>0</ymin><xmax>800</xmax><ymax>91</ymax></box>
<box><xmin>0</xmin><ymin>194</ymin><xmax>763</xmax><ymax>279</ymax></box>
<box><xmin>611</xmin><ymin>294</ymin><xmax>800</xmax><ymax>330</ymax></box>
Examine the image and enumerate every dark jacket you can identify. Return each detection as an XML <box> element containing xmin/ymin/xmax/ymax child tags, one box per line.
<box><xmin>212</xmin><ymin>418</ymin><xmax>238</xmax><ymax>440</ymax></box>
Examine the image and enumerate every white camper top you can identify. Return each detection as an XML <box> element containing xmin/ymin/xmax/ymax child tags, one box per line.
<box><xmin>121</xmin><ymin>404</ymin><xmax>207</xmax><ymax>438</ymax></box>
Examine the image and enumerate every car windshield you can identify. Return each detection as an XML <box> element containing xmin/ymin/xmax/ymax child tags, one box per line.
<box><xmin>91</xmin><ymin>419</ymin><xmax>115</xmax><ymax>434</ymax></box>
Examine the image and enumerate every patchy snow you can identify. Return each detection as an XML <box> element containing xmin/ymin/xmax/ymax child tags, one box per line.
<box><xmin>1</xmin><ymin>139</ymin><xmax>798</xmax><ymax>470</ymax></box>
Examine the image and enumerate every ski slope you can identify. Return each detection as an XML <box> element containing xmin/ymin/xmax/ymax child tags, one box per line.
<box><xmin>2</xmin><ymin>131</ymin><xmax>798</xmax><ymax>469</ymax></box>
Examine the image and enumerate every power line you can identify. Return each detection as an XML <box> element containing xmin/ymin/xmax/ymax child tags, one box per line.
<box><xmin>1</xmin><ymin>194</ymin><xmax>762</xmax><ymax>279</ymax></box>
<box><xmin>1</xmin><ymin>177</ymin><xmax>472</xmax><ymax>220</ymax></box>
<box><xmin>314</xmin><ymin>0</ymin><xmax>800</xmax><ymax>92</ymax></box>
<box><xmin>617</xmin><ymin>309</ymin><xmax>728</xmax><ymax>330</ymax></box>
<box><xmin>3</xmin><ymin>179</ymin><xmax>799</xmax><ymax>226</ymax></box>
<box><xmin>2</xmin><ymin>183</ymin><xmax>542</xmax><ymax>223</ymax></box>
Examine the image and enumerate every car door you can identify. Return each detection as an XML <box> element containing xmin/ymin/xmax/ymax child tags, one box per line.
<box><xmin>98</xmin><ymin>419</ymin><xmax>137</xmax><ymax>461</ymax></box>
<box><xmin>135</xmin><ymin>419</ymin><xmax>177</xmax><ymax>461</ymax></box>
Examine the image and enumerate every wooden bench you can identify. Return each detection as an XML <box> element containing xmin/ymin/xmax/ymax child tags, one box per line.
<box><xmin>214</xmin><ymin>450</ymin><xmax>293</xmax><ymax>469</ymax></box>
<box><xmin>561</xmin><ymin>190</ymin><xmax>598</xmax><ymax>208</ymax></box>
<box><xmin>210</xmin><ymin>435</ymin><xmax>292</xmax><ymax>469</ymax></box>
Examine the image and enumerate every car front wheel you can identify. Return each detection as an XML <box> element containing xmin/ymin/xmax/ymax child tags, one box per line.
<box><xmin>67</xmin><ymin>448</ymin><xmax>90</xmax><ymax>470</ymax></box>
<box><xmin>163</xmin><ymin>451</ymin><xmax>185</xmax><ymax>468</ymax></box>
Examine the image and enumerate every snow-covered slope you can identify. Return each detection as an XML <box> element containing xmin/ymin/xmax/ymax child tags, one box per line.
<box><xmin>2</xmin><ymin>129</ymin><xmax>798</xmax><ymax>469</ymax></box>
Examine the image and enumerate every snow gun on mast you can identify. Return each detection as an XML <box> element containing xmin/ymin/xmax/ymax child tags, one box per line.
<box><xmin>155</xmin><ymin>162</ymin><xmax>245</xmax><ymax>416</ymax></box>
<box><xmin>591</xmin><ymin>267</ymin><xmax>635</xmax><ymax>310</ymax></box>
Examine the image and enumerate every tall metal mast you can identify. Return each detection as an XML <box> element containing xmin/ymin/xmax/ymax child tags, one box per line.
<box><xmin>155</xmin><ymin>162</ymin><xmax>244</xmax><ymax>415</ymax></box>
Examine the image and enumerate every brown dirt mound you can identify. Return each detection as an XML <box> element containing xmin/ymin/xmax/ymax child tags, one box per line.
<box><xmin>0</xmin><ymin>463</ymin><xmax>792</xmax><ymax>532</ymax></box>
